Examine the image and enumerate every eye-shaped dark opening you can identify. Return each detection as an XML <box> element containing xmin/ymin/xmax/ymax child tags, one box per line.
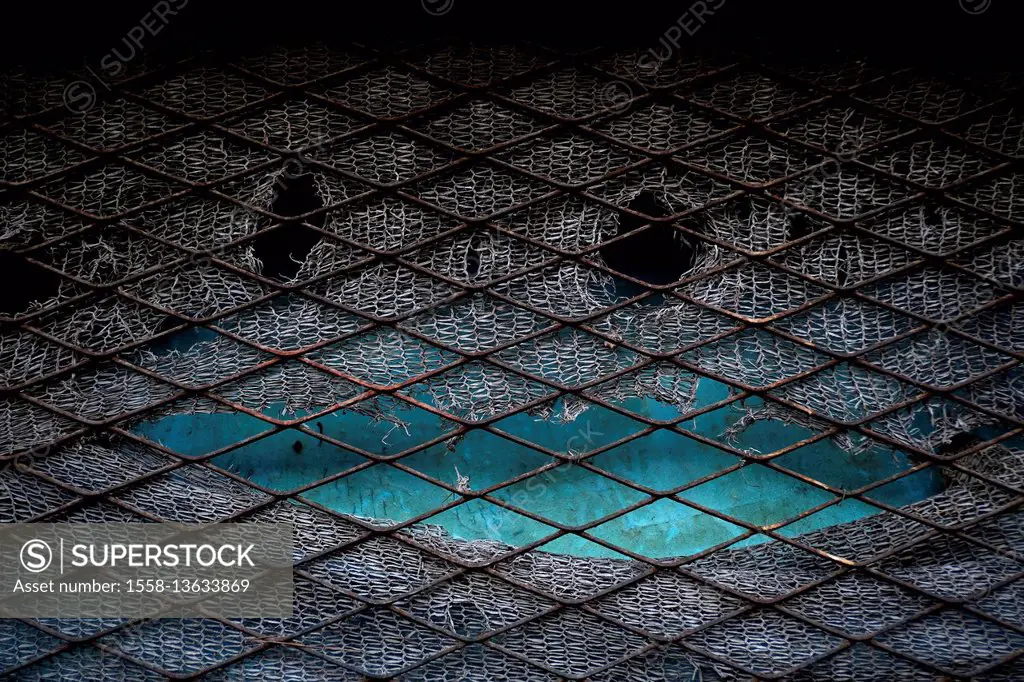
<box><xmin>249</xmin><ymin>170</ymin><xmax>326</xmax><ymax>282</ymax></box>
<box><xmin>600</xmin><ymin>190</ymin><xmax>698</xmax><ymax>287</ymax></box>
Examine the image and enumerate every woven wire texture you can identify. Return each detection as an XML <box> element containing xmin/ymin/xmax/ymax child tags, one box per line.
<box><xmin>1</xmin><ymin>43</ymin><xmax>1023</xmax><ymax>680</ymax></box>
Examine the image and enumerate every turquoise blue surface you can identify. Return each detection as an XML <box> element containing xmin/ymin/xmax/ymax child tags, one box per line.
<box><xmin>131</xmin><ymin>373</ymin><xmax>946</xmax><ymax>559</ymax></box>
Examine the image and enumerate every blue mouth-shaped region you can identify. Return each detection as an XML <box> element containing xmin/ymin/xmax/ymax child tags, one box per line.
<box><xmin>129</xmin><ymin>357</ymin><xmax>947</xmax><ymax>560</ymax></box>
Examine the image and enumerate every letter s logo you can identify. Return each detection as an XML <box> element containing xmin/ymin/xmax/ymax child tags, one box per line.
<box><xmin>62</xmin><ymin>81</ymin><xmax>96</xmax><ymax>114</ymax></box>
<box><xmin>20</xmin><ymin>540</ymin><xmax>53</xmax><ymax>573</ymax></box>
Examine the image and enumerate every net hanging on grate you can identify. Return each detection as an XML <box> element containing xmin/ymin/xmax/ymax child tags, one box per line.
<box><xmin>1</xmin><ymin>43</ymin><xmax>1023</xmax><ymax>681</ymax></box>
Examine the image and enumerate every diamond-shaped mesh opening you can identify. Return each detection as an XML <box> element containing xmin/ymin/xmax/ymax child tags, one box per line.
<box><xmin>36</xmin><ymin>226</ymin><xmax>179</xmax><ymax>285</ymax></box>
<box><xmin>681</xmin><ymin>328</ymin><xmax>830</xmax><ymax>389</ymax></box>
<box><xmin>863</xmin><ymin>328</ymin><xmax>1014</xmax><ymax>389</ymax></box>
<box><xmin>31</xmin><ymin>295</ymin><xmax>166</xmax><ymax>354</ymax></box>
<box><xmin>773</xmin><ymin>362</ymin><xmax>920</xmax><ymax>424</ymax></box>
<box><xmin>951</xmin><ymin>168</ymin><xmax>1024</xmax><ymax>223</ymax></box>
<box><xmin>129</xmin><ymin>129</ymin><xmax>278</xmax><ymax>184</ymax></box>
<box><xmin>504</xmin><ymin>68</ymin><xmax>641</xmax><ymax>120</ymax></box>
<box><xmin>768</xmin><ymin>102</ymin><xmax>915</xmax><ymax>153</ymax></box>
<box><xmin>863</xmin><ymin>395</ymin><xmax>1012</xmax><ymax>457</ymax></box>
<box><xmin>949</xmin><ymin>102</ymin><xmax>1024</xmax><ymax>158</ymax></box>
<box><xmin>683</xmin><ymin>71</ymin><xmax>817</xmax><ymax>120</ymax></box>
<box><xmin>874</xmin><ymin>610</ymin><xmax>1024</xmax><ymax>676</ymax></box>
<box><xmin>129</xmin><ymin>398</ymin><xmax>262</xmax><ymax>461</ymax></box>
<box><xmin>312</xmin><ymin>130</ymin><xmax>455</xmax><ymax>185</ymax></box>
<box><xmin>125</xmin><ymin>262</ymin><xmax>272</xmax><ymax>321</ymax></box>
<box><xmin>784</xmin><ymin>642</ymin><xmax>938</xmax><ymax>682</ymax></box>
<box><xmin>859</xmin><ymin>200</ymin><xmax>1008</xmax><ymax>255</ymax></box>
<box><xmin>126</xmin><ymin>328</ymin><xmax>273</xmax><ymax>388</ymax></box>
<box><xmin>498</xmin><ymin>130</ymin><xmax>643</xmax><ymax>186</ymax></box>
<box><xmin>410</xmin><ymin>44</ymin><xmax>552</xmax><ymax>88</ymax></box>
<box><xmin>855</xmin><ymin>76</ymin><xmax>986</xmax><ymax>124</ymax></box>
<box><xmin>587</xmin><ymin>162</ymin><xmax>739</xmax><ymax>216</ymax></box>
<box><xmin>0</xmin><ymin>199</ymin><xmax>89</xmax><ymax>251</ymax></box>
<box><xmin>410</xmin><ymin>98</ymin><xmax>548</xmax><ymax>152</ymax></box>
<box><xmin>0</xmin><ymin>69</ymin><xmax>89</xmax><ymax>119</ymax></box>
<box><xmin>125</xmin><ymin>194</ymin><xmax>271</xmax><ymax>250</ymax></box>
<box><xmin>221</xmin><ymin>98</ymin><xmax>366</xmax><ymax>151</ymax></box>
<box><xmin>398</xmin><ymin>570</ymin><xmax>555</xmax><ymax>637</ymax></box>
<box><xmin>783</xmin><ymin>572</ymin><xmax>933</xmax><ymax>637</ymax></box>
<box><xmin>0</xmin><ymin>397</ymin><xmax>81</xmax><ymax>456</ymax></box>
<box><xmin>0</xmin><ymin>464</ymin><xmax>80</xmax><ymax>521</ymax></box>
<box><xmin>954</xmin><ymin>235</ymin><xmax>1024</xmax><ymax>288</ymax></box>
<box><xmin>136</xmin><ymin>66</ymin><xmax>272</xmax><ymax>118</ymax></box>
<box><xmin>956</xmin><ymin>300</ymin><xmax>1024</xmax><ymax>353</ymax></box>
<box><xmin>493</xmin><ymin>193</ymin><xmax>620</xmax><ymax>253</ymax></box>
<box><xmin>2</xmin><ymin>43</ymin><xmax>1023</xmax><ymax>682</ymax></box>
<box><xmin>310</xmin><ymin>261</ymin><xmax>463</xmax><ymax>320</ymax></box>
<box><xmin>213</xmin><ymin>293</ymin><xmax>369</xmax><ymax>352</ymax></box>
<box><xmin>35</xmin><ymin>163</ymin><xmax>183</xmax><ymax>218</ymax></box>
<box><xmin>308</xmin><ymin>328</ymin><xmax>459</xmax><ymax>388</ymax></box>
<box><xmin>593</xmin><ymin>570</ymin><xmax>746</xmax><ymax>637</ymax></box>
<box><xmin>596</xmin><ymin>50</ymin><xmax>730</xmax><ymax>89</ymax></box>
<box><xmin>683</xmin><ymin>133</ymin><xmax>821</xmax><ymax>187</ymax></box>
<box><xmin>775</xmin><ymin>163</ymin><xmax>916</xmax><ymax>220</ymax></box>
<box><xmin>588</xmin><ymin>101</ymin><xmax>736</xmax><ymax>153</ymax></box>
<box><xmin>682</xmin><ymin>261</ymin><xmax>829</xmax><ymax>320</ymax></box>
<box><xmin>215</xmin><ymin>164</ymin><xmax>371</xmax><ymax>216</ymax></box>
<box><xmin>0</xmin><ymin>129</ymin><xmax>92</xmax><ymax>184</ymax></box>
<box><xmin>686</xmin><ymin>608</ymin><xmax>845</xmax><ymax>676</ymax></box>
<box><xmin>28</xmin><ymin>432</ymin><xmax>175</xmax><ymax>494</ymax></box>
<box><xmin>317</xmin><ymin>65</ymin><xmax>453</xmax><ymax>119</ymax></box>
<box><xmin>586</xmin><ymin>295</ymin><xmax>741</xmax><ymax>354</ymax></box>
<box><xmin>863</xmin><ymin>136</ymin><xmax>999</xmax><ymax>189</ymax></box>
<box><xmin>113</xmin><ymin>465</ymin><xmax>271</xmax><ymax>523</ymax></box>
<box><xmin>407</xmin><ymin>162</ymin><xmax>555</xmax><ymax>219</ymax></box>
<box><xmin>98</xmin><ymin>618</ymin><xmax>259</xmax><ymax>676</ymax></box>
<box><xmin>24</xmin><ymin>363</ymin><xmax>182</xmax><ymax>423</ymax></box>
<box><xmin>234</xmin><ymin>43</ymin><xmax>367</xmax><ymax>85</ymax></box>
<box><xmin>401</xmin><ymin>361</ymin><xmax>554</xmax><ymax>423</ymax></box>
<box><xmin>322</xmin><ymin>193</ymin><xmax>461</xmax><ymax>252</ymax></box>
<box><xmin>859</xmin><ymin>265</ymin><xmax>1002</xmax><ymax>321</ymax></box>
<box><xmin>770</xmin><ymin>296</ymin><xmax>919</xmax><ymax>354</ymax></box>
<box><xmin>773</xmin><ymin>230</ymin><xmax>917</xmax><ymax>287</ymax></box>
<box><xmin>494</xmin><ymin>260</ymin><xmax>631</xmax><ymax>320</ymax></box>
<box><xmin>400</xmin><ymin>292</ymin><xmax>555</xmax><ymax>353</ymax></box>
<box><xmin>0</xmin><ymin>329</ymin><xmax>83</xmax><ymax>389</ymax></box>
<box><xmin>493</xmin><ymin>608</ymin><xmax>648</xmax><ymax>677</ymax></box>
<box><xmin>956</xmin><ymin>365</ymin><xmax>1024</xmax><ymax>422</ymax></box>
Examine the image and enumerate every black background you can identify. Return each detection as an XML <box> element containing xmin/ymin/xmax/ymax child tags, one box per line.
<box><xmin>0</xmin><ymin>0</ymin><xmax>1019</xmax><ymax>71</ymax></box>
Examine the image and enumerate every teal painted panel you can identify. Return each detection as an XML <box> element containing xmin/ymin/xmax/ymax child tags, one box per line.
<box><xmin>146</xmin><ymin>375</ymin><xmax>944</xmax><ymax>558</ymax></box>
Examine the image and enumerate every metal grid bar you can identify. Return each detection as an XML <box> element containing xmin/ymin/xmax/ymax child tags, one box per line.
<box><xmin>1</xmin><ymin>43</ymin><xmax>1022</xmax><ymax>680</ymax></box>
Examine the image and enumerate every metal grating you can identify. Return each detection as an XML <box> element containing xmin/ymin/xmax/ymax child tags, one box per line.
<box><xmin>1</xmin><ymin>43</ymin><xmax>1022</xmax><ymax>680</ymax></box>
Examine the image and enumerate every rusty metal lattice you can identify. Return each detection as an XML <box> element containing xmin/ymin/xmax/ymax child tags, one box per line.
<box><xmin>1</xmin><ymin>43</ymin><xmax>1022</xmax><ymax>680</ymax></box>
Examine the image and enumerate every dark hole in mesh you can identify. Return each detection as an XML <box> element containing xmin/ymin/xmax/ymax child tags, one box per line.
<box><xmin>937</xmin><ymin>430</ymin><xmax>983</xmax><ymax>457</ymax></box>
<box><xmin>787</xmin><ymin>210</ymin><xmax>814</xmax><ymax>242</ymax></box>
<box><xmin>248</xmin><ymin>223</ymin><xmax>324</xmax><ymax>282</ymax></box>
<box><xmin>154</xmin><ymin>314</ymin><xmax>186</xmax><ymax>335</ymax></box>
<box><xmin>465</xmin><ymin>241</ymin><xmax>482</xmax><ymax>279</ymax></box>
<box><xmin>0</xmin><ymin>251</ymin><xmax>63</xmax><ymax>316</ymax></box>
<box><xmin>601</xmin><ymin>190</ymin><xmax>697</xmax><ymax>286</ymax></box>
<box><xmin>835</xmin><ymin>242</ymin><xmax>851</xmax><ymax>288</ymax></box>
<box><xmin>249</xmin><ymin>170</ymin><xmax>325</xmax><ymax>281</ymax></box>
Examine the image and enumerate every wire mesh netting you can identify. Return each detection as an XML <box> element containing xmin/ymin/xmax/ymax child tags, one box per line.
<box><xmin>0</xmin><ymin>43</ymin><xmax>1022</xmax><ymax>680</ymax></box>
